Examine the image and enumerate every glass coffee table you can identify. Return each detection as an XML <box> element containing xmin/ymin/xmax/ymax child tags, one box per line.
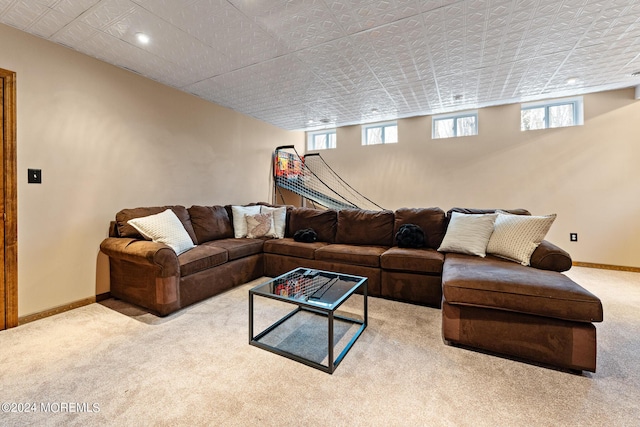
<box><xmin>249</xmin><ymin>268</ymin><xmax>367</xmax><ymax>374</ymax></box>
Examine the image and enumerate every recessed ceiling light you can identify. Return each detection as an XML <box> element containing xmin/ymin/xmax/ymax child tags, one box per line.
<box><xmin>370</xmin><ymin>108</ymin><xmax>379</xmax><ymax>114</ymax></box>
<box><xmin>319</xmin><ymin>118</ymin><xmax>331</xmax><ymax>124</ymax></box>
<box><xmin>632</xmin><ymin>71</ymin><xmax>640</xmax><ymax>77</ymax></box>
<box><xmin>135</xmin><ymin>32</ymin><xmax>150</xmax><ymax>44</ymax></box>
<box><xmin>566</xmin><ymin>77</ymin><xmax>578</xmax><ymax>85</ymax></box>
<box><xmin>453</xmin><ymin>94</ymin><xmax>463</xmax><ymax>101</ymax></box>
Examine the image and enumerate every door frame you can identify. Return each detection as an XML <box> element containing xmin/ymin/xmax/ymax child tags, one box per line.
<box><xmin>1</xmin><ymin>68</ymin><xmax>18</xmax><ymax>329</ymax></box>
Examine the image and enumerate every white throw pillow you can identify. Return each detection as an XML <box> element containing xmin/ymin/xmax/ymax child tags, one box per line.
<box><xmin>487</xmin><ymin>211</ymin><xmax>557</xmax><ymax>266</ymax></box>
<box><xmin>245</xmin><ymin>212</ymin><xmax>276</xmax><ymax>239</ymax></box>
<box><xmin>260</xmin><ymin>206</ymin><xmax>286</xmax><ymax>238</ymax></box>
<box><xmin>231</xmin><ymin>205</ymin><xmax>261</xmax><ymax>238</ymax></box>
<box><xmin>438</xmin><ymin>212</ymin><xmax>498</xmax><ymax>257</ymax></box>
<box><xmin>127</xmin><ymin>209</ymin><xmax>195</xmax><ymax>255</ymax></box>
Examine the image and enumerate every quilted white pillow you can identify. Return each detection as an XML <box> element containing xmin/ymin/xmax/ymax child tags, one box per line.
<box><xmin>231</xmin><ymin>205</ymin><xmax>261</xmax><ymax>238</ymax></box>
<box><xmin>260</xmin><ymin>206</ymin><xmax>286</xmax><ymax>238</ymax></box>
<box><xmin>487</xmin><ymin>211</ymin><xmax>557</xmax><ymax>266</ymax></box>
<box><xmin>127</xmin><ymin>209</ymin><xmax>195</xmax><ymax>255</ymax></box>
<box><xmin>438</xmin><ymin>212</ymin><xmax>498</xmax><ymax>257</ymax></box>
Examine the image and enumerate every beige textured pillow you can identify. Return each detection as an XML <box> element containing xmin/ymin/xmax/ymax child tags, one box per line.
<box><xmin>127</xmin><ymin>209</ymin><xmax>195</xmax><ymax>255</ymax></box>
<box><xmin>260</xmin><ymin>206</ymin><xmax>286</xmax><ymax>238</ymax></box>
<box><xmin>438</xmin><ymin>212</ymin><xmax>498</xmax><ymax>257</ymax></box>
<box><xmin>245</xmin><ymin>212</ymin><xmax>275</xmax><ymax>239</ymax></box>
<box><xmin>487</xmin><ymin>211</ymin><xmax>557</xmax><ymax>265</ymax></box>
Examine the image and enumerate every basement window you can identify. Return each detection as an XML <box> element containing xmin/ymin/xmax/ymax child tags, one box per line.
<box><xmin>521</xmin><ymin>97</ymin><xmax>583</xmax><ymax>131</ymax></box>
<box><xmin>307</xmin><ymin>129</ymin><xmax>336</xmax><ymax>150</ymax></box>
<box><xmin>432</xmin><ymin>111</ymin><xmax>478</xmax><ymax>139</ymax></box>
<box><xmin>362</xmin><ymin>121</ymin><xmax>398</xmax><ymax>145</ymax></box>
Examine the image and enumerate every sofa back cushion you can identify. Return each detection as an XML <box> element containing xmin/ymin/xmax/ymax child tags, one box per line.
<box><xmin>116</xmin><ymin>206</ymin><xmax>198</xmax><ymax>244</ymax></box>
<box><xmin>188</xmin><ymin>205</ymin><xmax>234</xmax><ymax>244</ymax></box>
<box><xmin>287</xmin><ymin>208</ymin><xmax>337</xmax><ymax>243</ymax></box>
<box><xmin>336</xmin><ymin>209</ymin><xmax>394</xmax><ymax>246</ymax></box>
<box><xmin>394</xmin><ymin>207</ymin><xmax>446</xmax><ymax>249</ymax></box>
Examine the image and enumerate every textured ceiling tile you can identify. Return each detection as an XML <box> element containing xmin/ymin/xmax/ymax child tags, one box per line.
<box><xmin>51</xmin><ymin>20</ymin><xmax>100</xmax><ymax>46</ymax></box>
<box><xmin>228</xmin><ymin>0</ymin><xmax>289</xmax><ymax>17</ymax></box>
<box><xmin>80</xmin><ymin>0</ymin><xmax>137</xmax><ymax>30</ymax></box>
<box><xmin>0</xmin><ymin>1</ymin><xmax>49</xmax><ymax>30</ymax></box>
<box><xmin>101</xmin><ymin>4</ymin><xmax>164</xmax><ymax>38</ymax></box>
<box><xmin>29</xmin><ymin>9</ymin><xmax>75</xmax><ymax>38</ymax></box>
<box><xmin>53</xmin><ymin>0</ymin><xmax>103</xmax><ymax>18</ymax></box>
<box><xmin>74</xmin><ymin>30</ymin><xmax>129</xmax><ymax>59</ymax></box>
<box><xmin>3</xmin><ymin>0</ymin><xmax>640</xmax><ymax>130</ymax></box>
<box><xmin>28</xmin><ymin>0</ymin><xmax>59</xmax><ymax>6</ymax></box>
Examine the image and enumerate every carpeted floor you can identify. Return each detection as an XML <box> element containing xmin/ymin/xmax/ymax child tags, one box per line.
<box><xmin>1</xmin><ymin>266</ymin><xmax>639</xmax><ymax>426</ymax></box>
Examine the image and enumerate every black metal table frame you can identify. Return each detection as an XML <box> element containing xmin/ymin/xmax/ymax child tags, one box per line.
<box><xmin>249</xmin><ymin>273</ymin><xmax>367</xmax><ymax>374</ymax></box>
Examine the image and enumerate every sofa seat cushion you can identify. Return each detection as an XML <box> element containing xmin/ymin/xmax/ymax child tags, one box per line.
<box><xmin>203</xmin><ymin>238</ymin><xmax>264</xmax><ymax>261</ymax></box>
<box><xmin>178</xmin><ymin>245</ymin><xmax>227</xmax><ymax>277</ymax></box>
<box><xmin>315</xmin><ymin>244</ymin><xmax>387</xmax><ymax>268</ymax></box>
<box><xmin>263</xmin><ymin>238</ymin><xmax>329</xmax><ymax>260</ymax></box>
<box><xmin>381</xmin><ymin>247</ymin><xmax>444</xmax><ymax>274</ymax></box>
<box><xmin>442</xmin><ymin>253</ymin><xmax>603</xmax><ymax>323</ymax></box>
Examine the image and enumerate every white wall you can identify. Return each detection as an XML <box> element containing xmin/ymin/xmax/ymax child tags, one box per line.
<box><xmin>315</xmin><ymin>89</ymin><xmax>640</xmax><ymax>268</ymax></box>
<box><xmin>0</xmin><ymin>24</ymin><xmax>303</xmax><ymax>316</ymax></box>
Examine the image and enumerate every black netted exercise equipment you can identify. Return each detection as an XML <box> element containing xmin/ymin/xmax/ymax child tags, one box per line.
<box><xmin>273</xmin><ymin>146</ymin><xmax>383</xmax><ymax>211</ymax></box>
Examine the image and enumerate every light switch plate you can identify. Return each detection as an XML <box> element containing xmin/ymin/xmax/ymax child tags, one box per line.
<box><xmin>28</xmin><ymin>169</ymin><xmax>42</xmax><ymax>184</ymax></box>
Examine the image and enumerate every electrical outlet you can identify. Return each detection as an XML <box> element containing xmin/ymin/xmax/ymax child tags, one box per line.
<box><xmin>28</xmin><ymin>169</ymin><xmax>42</xmax><ymax>184</ymax></box>
<box><xmin>570</xmin><ymin>233</ymin><xmax>578</xmax><ymax>242</ymax></box>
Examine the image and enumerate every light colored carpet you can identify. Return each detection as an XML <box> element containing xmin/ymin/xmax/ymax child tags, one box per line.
<box><xmin>1</xmin><ymin>266</ymin><xmax>639</xmax><ymax>426</ymax></box>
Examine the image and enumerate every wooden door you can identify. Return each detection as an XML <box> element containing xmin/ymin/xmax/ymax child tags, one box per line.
<box><xmin>0</xmin><ymin>68</ymin><xmax>17</xmax><ymax>330</ymax></box>
<box><xmin>0</xmin><ymin>78</ymin><xmax>4</xmax><ymax>330</ymax></box>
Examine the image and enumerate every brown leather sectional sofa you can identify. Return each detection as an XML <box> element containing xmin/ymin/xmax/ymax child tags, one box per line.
<box><xmin>100</xmin><ymin>203</ymin><xmax>603</xmax><ymax>372</ymax></box>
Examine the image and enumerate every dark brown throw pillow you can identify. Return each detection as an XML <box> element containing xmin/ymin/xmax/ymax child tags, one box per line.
<box><xmin>293</xmin><ymin>228</ymin><xmax>317</xmax><ymax>243</ymax></box>
<box><xmin>395</xmin><ymin>224</ymin><xmax>425</xmax><ymax>248</ymax></box>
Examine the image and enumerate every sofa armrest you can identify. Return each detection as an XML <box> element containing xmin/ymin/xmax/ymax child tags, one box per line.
<box><xmin>530</xmin><ymin>240</ymin><xmax>572</xmax><ymax>272</ymax></box>
<box><xmin>99</xmin><ymin>237</ymin><xmax>179</xmax><ymax>277</ymax></box>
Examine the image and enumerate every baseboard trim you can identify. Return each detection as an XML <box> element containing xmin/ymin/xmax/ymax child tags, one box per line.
<box><xmin>96</xmin><ymin>292</ymin><xmax>112</xmax><ymax>302</ymax></box>
<box><xmin>573</xmin><ymin>261</ymin><xmax>640</xmax><ymax>273</ymax></box>
<box><xmin>18</xmin><ymin>296</ymin><xmax>97</xmax><ymax>326</ymax></box>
